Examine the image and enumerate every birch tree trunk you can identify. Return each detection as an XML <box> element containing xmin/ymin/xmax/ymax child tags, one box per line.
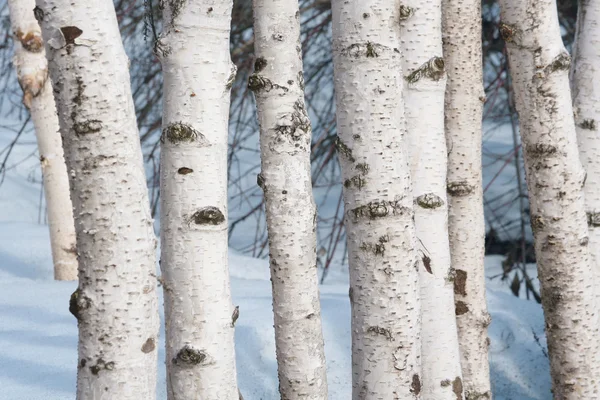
<box><xmin>35</xmin><ymin>1</ymin><xmax>159</xmax><ymax>398</ymax></box>
<box><xmin>400</xmin><ymin>2</ymin><xmax>464</xmax><ymax>399</ymax></box>
<box><xmin>571</xmin><ymin>0</ymin><xmax>600</xmax><ymax>305</ymax></box>
<box><xmin>156</xmin><ymin>1</ymin><xmax>239</xmax><ymax>399</ymax></box>
<box><xmin>499</xmin><ymin>0</ymin><xmax>600</xmax><ymax>396</ymax></box>
<box><xmin>249</xmin><ymin>0</ymin><xmax>328</xmax><ymax>398</ymax></box>
<box><xmin>8</xmin><ymin>0</ymin><xmax>77</xmax><ymax>281</ymax></box>
<box><xmin>441</xmin><ymin>0</ymin><xmax>492</xmax><ymax>398</ymax></box>
<box><xmin>331</xmin><ymin>1</ymin><xmax>421</xmax><ymax>398</ymax></box>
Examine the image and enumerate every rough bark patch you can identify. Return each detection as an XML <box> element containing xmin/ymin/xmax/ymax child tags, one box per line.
<box><xmin>141</xmin><ymin>337</ymin><xmax>155</xmax><ymax>353</ymax></box>
<box><xmin>248</xmin><ymin>74</ymin><xmax>288</xmax><ymax>93</ymax></box>
<box><xmin>177</xmin><ymin>167</ymin><xmax>193</xmax><ymax>175</ymax></box>
<box><xmin>588</xmin><ymin>212</ymin><xmax>600</xmax><ymax>227</ymax></box>
<box><xmin>416</xmin><ymin>193</ymin><xmax>444</xmax><ymax>209</ymax></box>
<box><xmin>411</xmin><ymin>374</ymin><xmax>421</xmax><ymax>395</ymax></box>
<box><xmin>579</xmin><ymin>119</ymin><xmax>597</xmax><ymax>130</ymax></box>
<box><xmin>174</xmin><ymin>345</ymin><xmax>208</xmax><ymax>366</ymax></box>
<box><xmin>399</xmin><ymin>5</ymin><xmax>415</xmax><ymax>20</ymax></box>
<box><xmin>161</xmin><ymin>122</ymin><xmax>204</xmax><ymax>144</ymax></box>
<box><xmin>60</xmin><ymin>26</ymin><xmax>83</xmax><ymax>45</ymax></box>
<box><xmin>447</xmin><ymin>181</ymin><xmax>475</xmax><ymax>197</ymax></box>
<box><xmin>367</xmin><ymin>326</ymin><xmax>392</xmax><ymax>340</ymax></box>
<box><xmin>74</xmin><ymin>120</ymin><xmax>102</xmax><ymax>135</ymax></box>
<box><xmin>335</xmin><ymin>136</ymin><xmax>355</xmax><ymax>162</ymax></box>
<box><xmin>360</xmin><ymin>235</ymin><xmax>388</xmax><ymax>256</ymax></box>
<box><xmin>355</xmin><ymin>163</ymin><xmax>370</xmax><ymax>174</ymax></box>
<box><xmin>341</xmin><ymin>42</ymin><xmax>385</xmax><ymax>58</ymax></box>
<box><xmin>69</xmin><ymin>289</ymin><xmax>90</xmax><ymax>320</ymax></box>
<box><xmin>525</xmin><ymin>143</ymin><xmax>558</xmax><ymax>157</ymax></box>
<box><xmin>406</xmin><ymin>56</ymin><xmax>445</xmax><ymax>83</ymax></box>
<box><xmin>498</xmin><ymin>22</ymin><xmax>519</xmax><ymax>43</ymax></box>
<box><xmin>454</xmin><ymin>269</ymin><xmax>467</xmax><ymax>296</ymax></box>
<box><xmin>545</xmin><ymin>52</ymin><xmax>571</xmax><ymax>73</ymax></box>
<box><xmin>89</xmin><ymin>358</ymin><xmax>115</xmax><ymax>375</ymax></box>
<box><xmin>344</xmin><ymin>175</ymin><xmax>366</xmax><ymax>189</ymax></box>
<box><xmin>191</xmin><ymin>207</ymin><xmax>225</xmax><ymax>225</ymax></box>
<box><xmin>465</xmin><ymin>390</ymin><xmax>491</xmax><ymax>400</ymax></box>
<box><xmin>226</xmin><ymin>64</ymin><xmax>237</xmax><ymax>90</ymax></box>
<box><xmin>349</xmin><ymin>200</ymin><xmax>410</xmax><ymax>221</ymax></box>
<box><xmin>455</xmin><ymin>301</ymin><xmax>469</xmax><ymax>315</ymax></box>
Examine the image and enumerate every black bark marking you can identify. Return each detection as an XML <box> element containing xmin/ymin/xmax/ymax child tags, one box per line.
<box><xmin>411</xmin><ymin>374</ymin><xmax>421</xmax><ymax>395</ymax></box>
<box><xmin>33</xmin><ymin>6</ymin><xmax>44</xmax><ymax>22</ymax></box>
<box><xmin>588</xmin><ymin>212</ymin><xmax>600</xmax><ymax>227</ymax></box>
<box><xmin>454</xmin><ymin>269</ymin><xmax>467</xmax><ymax>296</ymax></box>
<box><xmin>416</xmin><ymin>193</ymin><xmax>444</xmax><ymax>209</ymax></box>
<box><xmin>74</xmin><ymin>120</ymin><xmax>102</xmax><ymax>135</ymax></box>
<box><xmin>335</xmin><ymin>137</ymin><xmax>355</xmax><ymax>162</ymax></box>
<box><xmin>69</xmin><ymin>289</ymin><xmax>91</xmax><ymax>320</ymax></box>
<box><xmin>253</xmin><ymin>57</ymin><xmax>267</xmax><ymax>73</ymax></box>
<box><xmin>60</xmin><ymin>26</ymin><xmax>83</xmax><ymax>45</ymax></box>
<box><xmin>174</xmin><ymin>345</ymin><xmax>208</xmax><ymax>366</ymax></box>
<box><xmin>349</xmin><ymin>200</ymin><xmax>410</xmax><ymax>221</ymax></box>
<box><xmin>90</xmin><ymin>358</ymin><xmax>115</xmax><ymax>375</ymax></box>
<box><xmin>367</xmin><ymin>325</ymin><xmax>393</xmax><ymax>340</ymax></box>
<box><xmin>545</xmin><ymin>52</ymin><xmax>571</xmax><ymax>73</ymax></box>
<box><xmin>177</xmin><ymin>167</ymin><xmax>193</xmax><ymax>175</ymax></box>
<box><xmin>406</xmin><ymin>56</ymin><xmax>445</xmax><ymax>83</ymax></box>
<box><xmin>142</xmin><ymin>337</ymin><xmax>156</xmax><ymax>353</ymax></box>
<box><xmin>447</xmin><ymin>181</ymin><xmax>475</xmax><ymax>197</ymax></box>
<box><xmin>161</xmin><ymin>122</ymin><xmax>204</xmax><ymax>144</ymax></box>
<box><xmin>455</xmin><ymin>301</ymin><xmax>469</xmax><ymax>315</ymax></box>
<box><xmin>341</xmin><ymin>42</ymin><xmax>385</xmax><ymax>58</ymax></box>
<box><xmin>191</xmin><ymin>207</ymin><xmax>225</xmax><ymax>225</ymax></box>
<box><xmin>231</xmin><ymin>305</ymin><xmax>239</xmax><ymax>327</ymax></box>
<box><xmin>579</xmin><ymin>119</ymin><xmax>597</xmax><ymax>130</ymax></box>
<box><xmin>526</xmin><ymin>143</ymin><xmax>558</xmax><ymax>157</ymax></box>
<box><xmin>399</xmin><ymin>5</ymin><xmax>415</xmax><ymax>20</ymax></box>
<box><xmin>422</xmin><ymin>254</ymin><xmax>432</xmax><ymax>274</ymax></box>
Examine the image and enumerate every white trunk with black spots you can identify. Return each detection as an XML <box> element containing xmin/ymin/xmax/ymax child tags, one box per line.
<box><xmin>500</xmin><ymin>0</ymin><xmax>600</xmax><ymax>397</ymax></box>
<box><xmin>442</xmin><ymin>0</ymin><xmax>492</xmax><ymax>398</ymax></box>
<box><xmin>250</xmin><ymin>0</ymin><xmax>328</xmax><ymax>398</ymax></box>
<box><xmin>35</xmin><ymin>0</ymin><xmax>160</xmax><ymax>398</ymax></box>
<box><xmin>331</xmin><ymin>1</ymin><xmax>422</xmax><ymax>398</ymax></box>
<box><xmin>571</xmin><ymin>0</ymin><xmax>600</xmax><ymax>310</ymax></box>
<box><xmin>401</xmin><ymin>1</ymin><xmax>464</xmax><ymax>399</ymax></box>
<box><xmin>157</xmin><ymin>1</ymin><xmax>239</xmax><ymax>399</ymax></box>
<box><xmin>8</xmin><ymin>0</ymin><xmax>77</xmax><ymax>281</ymax></box>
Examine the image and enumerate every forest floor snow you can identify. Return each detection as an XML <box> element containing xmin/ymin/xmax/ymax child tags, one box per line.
<box><xmin>0</xmin><ymin>223</ymin><xmax>551</xmax><ymax>399</ymax></box>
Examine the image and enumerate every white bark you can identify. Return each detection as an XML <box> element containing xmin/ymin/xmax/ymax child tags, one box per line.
<box><xmin>499</xmin><ymin>0</ymin><xmax>600</xmax><ymax>396</ymax></box>
<box><xmin>250</xmin><ymin>0</ymin><xmax>328</xmax><ymax>398</ymax></box>
<box><xmin>441</xmin><ymin>0</ymin><xmax>492</xmax><ymax>398</ymax></box>
<box><xmin>157</xmin><ymin>1</ymin><xmax>239</xmax><ymax>399</ymax></box>
<box><xmin>8</xmin><ymin>0</ymin><xmax>77</xmax><ymax>281</ymax></box>
<box><xmin>400</xmin><ymin>2</ymin><xmax>464</xmax><ymax>399</ymax></box>
<box><xmin>35</xmin><ymin>1</ymin><xmax>159</xmax><ymax>398</ymax></box>
<box><xmin>331</xmin><ymin>1</ymin><xmax>421</xmax><ymax>398</ymax></box>
<box><xmin>571</xmin><ymin>0</ymin><xmax>600</xmax><ymax>308</ymax></box>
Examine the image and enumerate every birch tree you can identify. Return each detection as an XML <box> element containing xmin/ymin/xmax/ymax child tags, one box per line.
<box><xmin>249</xmin><ymin>0</ymin><xmax>328</xmax><ymax>398</ymax></box>
<box><xmin>400</xmin><ymin>2</ymin><xmax>464</xmax><ymax>398</ymax></box>
<box><xmin>571</xmin><ymin>0</ymin><xmax>600</xmax><ymax>296</ymax></box>
<box><xmin>331</xmin><ymin>1</ymin><xmax>421</xmax><ymax>398</ymax></box>
<box><xmin>8</xmin><ymin>0</ymin><xmax>77</xmax><ymax>281</ymax></box>
<box><xmin>441</xmin><ymin>0</ymin><xmax>492</xmax><ymax>397</ymax></box>
<box><xmin>499</xmin><ymin>0</ymin><xmax>600</xmax><ymax>396</ymax></box>
<box><xmin>35</xmin><ymin>0</ymin><xmax>159</xmax><ymax>398</ymax></box>
<box><xmin>156</xmin><ymin>1</ymin><xmax>239</xmax><ymax>399</ymax></box>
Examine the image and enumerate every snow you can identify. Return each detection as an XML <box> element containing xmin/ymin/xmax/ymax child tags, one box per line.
<box><xmin>0</xmin><ymin>125</ymin><xmax>551</xmax><ymax>399</ymax></box>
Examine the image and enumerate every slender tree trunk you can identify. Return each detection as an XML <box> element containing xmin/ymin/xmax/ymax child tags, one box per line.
<box><xmin>441</xmin><ymin>0</ymin><xmax>492</xmax><ymax>398</ymax></box>
<box><xmin>499</xmin><ymin>0</ymin><xmax>600</xmax><ymax>396</ymax></box>
<box><xmin>400</xmin><ymin>2</ymin><xmax>464</xmax><ymax>399</ymax></box>
<box><xmin>249</xmin><ymin>1</ymin><xmax>328</xmax><ymax>398</ymax></box>
<box><xmin>571</xmin><ymin>0</ymin><xmax>600</xmax><ymax>304</ymax></box>
<box><xmin>35</xmin><ymin>1</ymin><xmax>159</xmax><ymax>398</ymax></box>
<box><xmin>331</xmin><ymin>1</ymin><xmax>421</xmax><ymax>398</ymax></box>
<box><xmin>156</xmin><ymin>1</ymin><xmax>239</xmax><ymax>399</ymax></box>
<box><xmin>8</xmin><ymin>0</ymin><xmax>77</xmax><ymax>281</ymax></box>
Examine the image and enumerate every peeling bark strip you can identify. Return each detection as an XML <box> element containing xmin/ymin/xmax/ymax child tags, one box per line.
<box><xmin>401</xmin><ymin>0</ymin><xmax>464</xmax><ymax>397</ymax></box>
<box><xmin>251</xmin><ymin>0</ymin><xmax>328</xmax><ymax>397</ymax></box>
<box><xmin>157</xmin><ymin>0</ymin><xmax>239</xmax><ymax>398</ymax></box>
<box><xmin>8</xmin><ymin>0</ymin><xmax>77</xmax><ymax>281</ymax></box>
<box><xmin>443</xmin><ymin>0</ymin><xmax>491</xmax><ymax>396</ymax></box>
<box><xmin>36</xmin><ymin>0</ymin><xmax>160</xmax><ymax>398</ymax></box>
<box><xmin>332</xmin><ymin>1</ymin><xmax>421</xmax><ymax>398</ymax></box>
<box><xmin>500</xmin><ymin>0</ymin><xmax>600</xmax><ymax>396</ymax></box>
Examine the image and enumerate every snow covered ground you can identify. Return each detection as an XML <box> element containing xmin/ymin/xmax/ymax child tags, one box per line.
<box><xmin>0</xmin><ymin>124</ymin><xmax>552</xmax><ymax>399</ymax></box>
